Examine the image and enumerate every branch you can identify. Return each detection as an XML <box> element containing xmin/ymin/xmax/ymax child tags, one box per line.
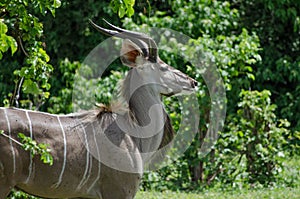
<box><xmin>207</xmin><ymin>168</ymin><xmax>225</xmax><ymax>185</ymax></box>
<box><xmin>9</xmin><ymin>77</ymin><xmax>24</xmax><ymax>108</ymax></box>
<box><xmin>10</xmin><ymin>34</ymin><xmax>28</xmax><ymax>107</ymax></box>
<box><xmin>0</xmin><ymin>130</ymin><xmax>53</xmax><ymax>165</ymax></box>
<box><xmin>18</xmin><ymin>35</ymin><xmax>29</xmax><ymax>57</ymax></box>
<box><xmin>0</xmin><ymin>131</ymin><xmax>24</xmax><ymax>147</ymax></box>
<box><xmin>206</xmin><ymin>162</ymin><xmax>224</xmax><ymax>185</ymax></box>
<box><xmin>15</xmin><ymin>77</ymin><xmax>24</xmax><ymax>108</ymax></box>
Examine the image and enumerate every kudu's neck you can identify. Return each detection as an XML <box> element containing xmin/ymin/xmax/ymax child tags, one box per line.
<box><xmin>120</xmin><ymin>68</ymin><xmax>175</xmax><ymax>155</ymax></box>
<box><xmin>130</xmin><ymin>91</ymin><xmax>162</xmax><ymax>128</ymax></box>
<box><xmin>122</xmin><ymin>69</ymin><xmax>164</xmax><ymax>126</ymax></box>
<box><xmin>120</xmin><ymin>68</ymin><xmax>175</xmax><ymax>165</ymax></box>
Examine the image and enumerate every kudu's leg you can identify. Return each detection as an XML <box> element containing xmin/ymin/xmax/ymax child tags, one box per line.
<box><xmin>0</xmin><ymin>147</ymin><xmax>19</xmax><ymax>199</ymax></box>
<box><xmin>0</xmin><ymin>169</ymin><xmax>16</xmax><ymax>199</ymax></box>
<box><xmin>0</xmin><ymin>180</ymin><xmax>14</xmax><ymax>199</ymax></box>
<box><xmin>100</xmin><ymin>166</ymin><xmax>140</xmax><ymax>199</ymax></box>
<box><xmin>0</xmin><ymin>161</ymin><xmax>9</xmax><ymax>198</ymax></box>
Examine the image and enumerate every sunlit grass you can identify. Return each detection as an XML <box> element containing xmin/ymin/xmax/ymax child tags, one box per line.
<box><xmin>136</xmin><ymin>187</ymin><xmax>300</xmax><ymax>199</ymax></box>
<box><xmin>136</xmin><ymin>157</ymin><xmax>300</xmax><ymax>199</ymax></box>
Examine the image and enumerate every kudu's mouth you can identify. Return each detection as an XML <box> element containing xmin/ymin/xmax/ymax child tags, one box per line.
<box><xmin>162</xmin><ymin>78</ymin><xmax>198</xmax><ymax>97</ymax></box>
<box><xmin>184</xmin><ymin>77</ymin><xmax>199</xmax><ymax>93</ymax></box>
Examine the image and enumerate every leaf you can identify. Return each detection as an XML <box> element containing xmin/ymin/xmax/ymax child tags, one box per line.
<box><xmin>127</xmin><ymin>6</ymin><xmax>135</xmax><ymax>17</ymax></box>
<box><xmin>244</xmin><ymin>66</ymin><xmax>253</xmax><ymax>72</ymax></box>
<box><xmin>23</xmin><ymin>0</ymin><xmax>28</xmax><ymax>6</ymax></box>
<box><xmin>247</xmin><ymin>73</ymin><xmax>255</xmax><ymax>81</ymax></box>
<box><xmin>0</xmin><ymin>21</ymin><xmax>8</xmax><ymax>34</ymax></box>
<box><xmin>38</xmin><ymin>48</ymin><xmax>50</xmax><ymax>62</ymax></box>
<box><xmin>7</xmin><ymin>36</ymin><xmax>18</xmax><ymax>55</ymax></box>
<box><xmin>118</xmin><ymin>5</ymin><xmax>126</xmax><ymax>18</ymax></box>
<box><xmin>18</xmin><ymin>133</ymin><xmax>53</xmax><ymax>166</ymax></box>
<box><xmin>110</xmin><ymin>0</ymin><xmax>135</xmax><ymax>18</ymax></box>
<box><xmin>48</xmin><ymin>0</ymin><xmax>61</xmax><ymax>16</ymax></box>
<box><xmin>18</xmin><ymin>133</ymin><xmax>25</xmax><ymax>139</ymax></box>
<box><xmin>54</xmin><ymin>0</ymin><xmax>61</xmax><ymax>8</ymax></box>
<box><xmin>41</xmin><ymin>153</ymin><xmax>53</xmax><ymax>165</ymax></box>
<box><xmin>126</xmin><ymin>0</ymin><xmax>135</xmax><ymax>6</ymax></box>
<box><xmin>125</xmin><ymin>0</ymin><xmax>135</xmax><ymax>17</ymax></box>
<box><xmin>0</xmin><ymin>34</ymin><xmax>9</xmax><ymax>52</ymax></box>
<box><xmin>23</xmin><ymin>79</ymin><xmax>40</xmax><ymax>95</ymax></box>
<box><xmin>0</xmin><ymin>22</ymin><xmax>17</xmax><ymax>55</ymax></box>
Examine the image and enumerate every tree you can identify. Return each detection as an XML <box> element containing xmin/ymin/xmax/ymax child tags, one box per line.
<box><xmin>230</xmin><ymin>0</ymin><xmax>300</xmax><ymax>153</ymax></box>
<box><xmin>0</xmin><ymin>0</ymin><xmax>61</xmax><ymax>109</ymax></box>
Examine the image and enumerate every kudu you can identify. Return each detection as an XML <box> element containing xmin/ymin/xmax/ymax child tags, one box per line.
<box><xmin>0</xmin><ymin>20</ymin><xmax>197</xmax><ymax>199</ymax></box>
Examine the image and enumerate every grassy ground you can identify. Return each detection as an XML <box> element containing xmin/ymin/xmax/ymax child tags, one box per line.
<box><xmin>136</xmin><ymin>157</ymin><xmax>300</xmax><ymax>199</ymax></box>
<box><xmin>136</xmin><ymin>187</ymin><xmax>300</xmax><ymax>199</ymax></box>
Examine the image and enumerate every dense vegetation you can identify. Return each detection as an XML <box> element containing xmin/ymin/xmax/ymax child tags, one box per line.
<box><xmin>0</xmin><ymin>0</ymin><xmax>299</xmax><ymax>196</ymax></box>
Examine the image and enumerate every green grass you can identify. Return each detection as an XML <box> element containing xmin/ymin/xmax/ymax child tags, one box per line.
<box><xmin>136</xmin><ymin>157</ymin><xmax>300</xmax><ymax>199</ymax></box>
<box><xmin>136</xmin><ymin>187</ymin><xmax>300</xmax><ymax>199</ymax></box>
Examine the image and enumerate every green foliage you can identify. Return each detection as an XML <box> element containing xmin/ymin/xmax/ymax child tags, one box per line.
<box><xmin>8</xmin><ymin>191</ymin><xmax>40</xmax><ymax>199</ymax></box>
<box><xmin>0</xmin><ymin>21</ymin><xmax>17</xmax><ymax>59</ymax></box>
<box><xmin>218</xmin><ymin>90</ymin><xmax>289</xmax><ymax>186</ymax></box>
<box><xmin>94</xmin><ymin>70</ymin><xmax>124</xmax><ymax>105</ymax></box>
<box><xmin>41</xmin><ymin>1</ymin><xmax>119</xmax><ymax>64</ymax></box>
<box><xmin>46</xmin><ymin>58</ymin><xmax>124</xmax><ymax>114</ymax></box>
<box><xmin>0</xmin><ymin>130</ymin><xmax>53</xmax><ymax>165</ymax></box>
<box><xmin>131</xmin><ymin>0</ymin><xmax>239</xmax><ymax>38</ymax></box>
<box><xmin>110</xmin><ymin>0</ymin><xmax>135</xmax><ymax>18</ymax></box>
<box><xmin>141</xmin><ymin>90</ymin><xmax>289</xmax><ymax>191</ymax></box>
<box><xmin>47</xmin><ymin>59</ymin><xmax>80</xmax><ymax>114</ymax></box>
<box><xmin>231</xmin><ymin>0</ymin><xmax>300</xmax><ymax>153</ymax></box>
<box><xmin>0</xmin><ymin>0</ymin><xmax>61</xmax><ymax>109</ymax></box>
<box><xmin>18</xmin><ymin>133</ymin><xmax>53</xmax><ymax>165</ymax></box>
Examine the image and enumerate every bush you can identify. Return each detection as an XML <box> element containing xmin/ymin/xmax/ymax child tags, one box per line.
<box><xmin>217</xmin><ymin>90</ymin><xmax>289</xmax><ymax>187</ymax></box>
<box><xmin>142</xmin><ymin>90</ymin><xmax>289</xmax><ymax>191</ymax></box>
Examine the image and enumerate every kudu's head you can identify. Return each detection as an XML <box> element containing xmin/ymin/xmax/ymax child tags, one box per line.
<box><xmin>89</xmin><ymin>19</ymin><xmax>197</xmax><ymax>97</ymax></box>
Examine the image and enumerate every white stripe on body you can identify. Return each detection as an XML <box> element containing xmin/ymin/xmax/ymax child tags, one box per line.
<box><xmin>52</xmin><ymin>116</ymin><xmax>67</xmax><ymax>189</ymax></box>
<box><xmin>83</xmin><ymin>153</ymin><xmax>93</xmax><ymax>190</ymax></box>
<box><xmin>3</xmin><ymin>109</ymin><xmax>16</xmax><ymax>174</ymax></box>
<box><xmin>25</xmin><ymin>110</ymin><xmax>33</xmax><ymax>183</ymax></box>
<box><xmin>77</xmin><ymin>124</ymin><xmax>90</xmax><ymax>190</ymax></box>
<box><xmin>87</xmin><ymin>123</ymin><xmax>101</xmax><ymax>193</ymax></box>
<box><xmin>86</xmin><ymin>154</ymin><xmax>93</xmax><ymax>186</ymax></box>
<box><xmin>0</xmin><ymin>159</ymin><xmax>4</xmax><ymax>177</ymax></box>
<box><xmin>2</xmin><ymin>107</ymin><xmax>81</xmax><ymax>118</ymax></box>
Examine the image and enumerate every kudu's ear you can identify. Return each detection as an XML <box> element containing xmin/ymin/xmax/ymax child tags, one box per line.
<box><xmin>121</xmin><ymin>39</ymin><xmax>146</xmax><ymax>67</ymax></box>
